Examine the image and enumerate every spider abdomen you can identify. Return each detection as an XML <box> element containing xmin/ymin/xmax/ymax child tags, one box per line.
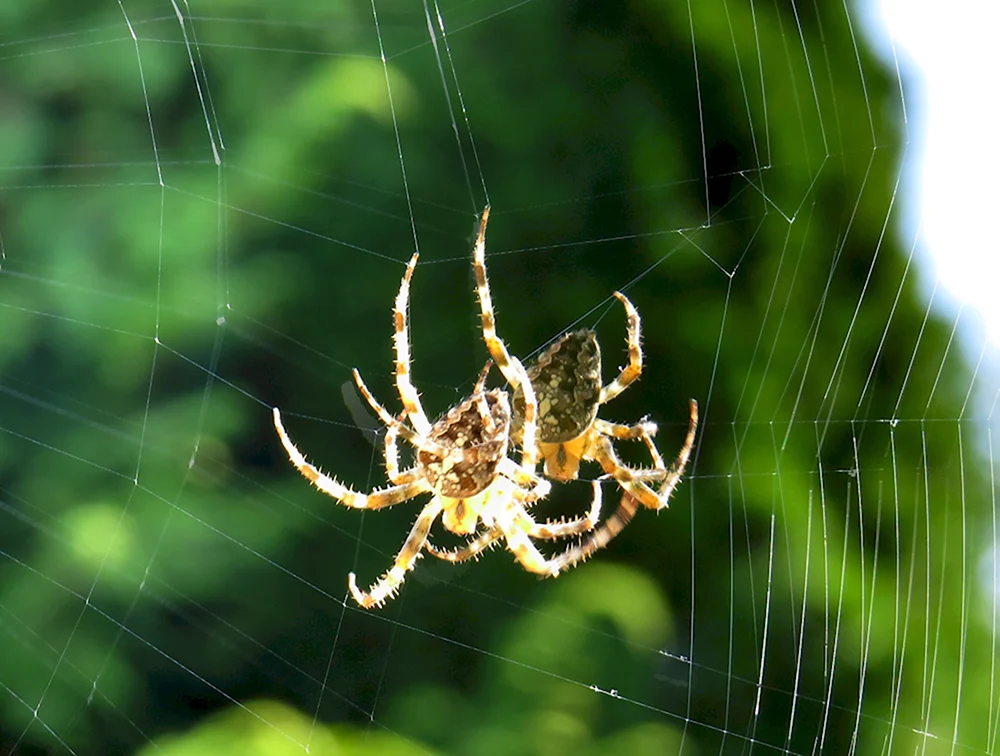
<box><xmin>514</xmin><ymin>330</ymin><xmax>602</xmax><ymax>444</ymax></box>
<box><xmin>419</xmin><ymin>389</ymin><xmax>511</xmax><ymax>499</ymax></box>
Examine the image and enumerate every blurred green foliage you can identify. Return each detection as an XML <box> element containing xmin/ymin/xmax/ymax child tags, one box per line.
<box><xmin>0</xmin><ymin>1</ymin><xmax>992</xmax><ymax>755</ymax></box>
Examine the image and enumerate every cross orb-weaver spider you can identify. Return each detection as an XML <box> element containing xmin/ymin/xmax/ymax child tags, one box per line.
<box><xmin>427</xmin><ymin>206</ymin><xmax>698</xmax><ymax>571</ymax></box>
<box><xmin>273</xmin><ymin>252</ymin><xmax>600</xmax><ymax>608</ymax></box>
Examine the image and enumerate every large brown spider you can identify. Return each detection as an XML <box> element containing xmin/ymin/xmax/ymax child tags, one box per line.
<box><xmin>426</xmin><ymin>207</ymin><xmax>697</xmax><ymax>571</ymax></box>
<box><xmin>273</xmin><ymin>252</ymin><xmax>601</xmax><ymax>608</ymax></box>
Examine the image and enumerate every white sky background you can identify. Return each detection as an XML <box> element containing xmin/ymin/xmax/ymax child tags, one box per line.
<box><xmin>867</xmin><ymin>1</ymin><xmax>1000</xmax><ymax>628</ymax></box>
<box><xmin>871</xmin><ymin>0</ymin><xmax>1000</xmax><ymax>348</ymax></box>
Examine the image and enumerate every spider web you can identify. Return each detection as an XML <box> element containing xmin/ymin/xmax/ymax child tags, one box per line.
<box><xmin>0</xmin><ymin>1</ymin><xmax>996</xmax><ymax>755</ymax></box>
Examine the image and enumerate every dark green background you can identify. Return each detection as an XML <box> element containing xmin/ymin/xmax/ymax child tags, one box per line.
<box><xmin>0</xmin><ymin>1</ymin><xmax>990</xmax><ymax>755</ymax></box>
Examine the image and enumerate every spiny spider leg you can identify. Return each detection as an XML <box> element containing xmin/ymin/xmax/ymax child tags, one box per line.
<box><xmin>599</xmin><ymin>291</ymin><xmax>643</xmax><ymax>404</ymax></box>
<box><xmin>472</xmin><ymin>206</ymin><xmax>540</xmax><ymax>471</ymax></box>
<box><xmin>349</xmin><ymin>498</ymin><xmax>444</xmax><ymax>608</ymax></box>
<box><xmin>544</xmin><ymin>399</ymin><xmax>699</xmax><ymax>573</ymax></box>
<box><xmin>426</xmin><ymin>482</ymin><xmax>601</xmax><ymax>563</ymax></box>
<box><xmin>273</xmin><ymin>407</ymin><xmax>429</xmax><ymax>509</ymax></box>
<box><xmin>392</xmin><ymin>253</ymin><xmax>433</xmax><ymax>436</ymax></box>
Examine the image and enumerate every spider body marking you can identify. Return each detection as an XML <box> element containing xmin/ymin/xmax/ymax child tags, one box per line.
<box><xmin>413</xmin><ymin>383</ymin><xmax>511</xmax><ymax>534</ymax></box>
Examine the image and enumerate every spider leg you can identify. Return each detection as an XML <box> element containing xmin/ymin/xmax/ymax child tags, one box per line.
<box><xmin>497</xmin><ymin>457</ymin><xmax>551</xmax><ymax>501</ymax></box>
<box><xmin>599</xmin><ymin>291</ymin><xmax>643</xmax><ymax>404</ymax></box>
<box><xmin>473</xmin><ymin>360</ymin><xmax>493</xmax><ymax>392</ymax></box>
<box><xmin>353</xmin><ymin>368</ymin><xmax>399</xmax><ymax>427</ymax></box>
<box><xmin>505</xmin><ymin>358</ymin><xmax>539</xmax><ymax>472</ymax></box>
<box><xmin>591</xmin><ymin>399</ymin><xmax>698</xmax><ymax>509</ymax></box>
<box><xmin>499</xmin><ymin>519</ymin><xmax>563</xmax><ymax>576</ymax></box>
<box><xmin>273</xmin><ymin>407</ymin><xmax>429</xmax><ymax>508</ymax></box>
<box><xmin>547</xmin><ymin>493</ymin><xmax>641</xmax><ymax>574</ymax></box>
<box><xmin>527</xmin><ymin>481</ymin><xmax>602</xmax><ymax>539</ymax></box>
<box><xmin>595</xmin><ymin>418</ymin><xmax>659</xmax><ymax>442</ymax></box>
<box><xmin>348</xmin><ymin>498</ymin><xmax>444</xmax><ymax>608</ymax></box>
<box><xmin>382</xmin><ymin>414</ymin><xmax>421</xmax><ymax>485</ymax></box>
<box><xmin>595</xmin><ymin>418</ymin><xmax>668</xmax><ymax>476</ymax></box>
<box><xmin>425</xmin><ymin>480</ymin><xmax>600</xmax><ymax>562</ymax></box>
<box><xmin>425</xmin><ymin>527</ymin><xmax>503</xmax><ymax>563</ymax></box>
<box><xmin>353</xmin><ymin>368</ymin><xmax>450</xmax><ymax>459</ymax></box>
<box><xmin>495</xmin><ymin>491</ymin><xmax>602</xmax><ymax>577</ymax></box>
<box><xmin>540</xmin><ymin>403</ymin><xmax>698</xmax><ymax>573</ymax></box>
<box><xmin>472</xmin><ymin>361</ymin><xmax>498</xmax><ymax>435</ymax></box>
<box><xmin>471</xmin><ymin>206</ymin><xmax>540</xmax><ymax>472</ymax></box>
<box><xmin>657</xmin><ymin>398</ymin><xmax>698</xmax><ymax>500</ymax></box>
<box><xmin>591</xmin><ymin>435</ymin><xmax>665</xmax><ymax>510</ymax></box>
<box><xmin>392</xmin><ymin>253</ymin><xmax>433</xmax><ymax>436</ymax></box>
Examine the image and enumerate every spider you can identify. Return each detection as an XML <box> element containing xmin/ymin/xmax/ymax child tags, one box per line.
<box><xmin>507</xmin><ymin>295</ymin><xmax>699</xmax><ymax>504</ymax></box>
<box><xmin>272</xmin><ymin>252</ymin><xmax>602</xmax><ymax>608</ymax></box>
<box><xmin>426</xmin><ymin>206</ymin><xmax>698</xmax><ymax>571</ymax></box>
